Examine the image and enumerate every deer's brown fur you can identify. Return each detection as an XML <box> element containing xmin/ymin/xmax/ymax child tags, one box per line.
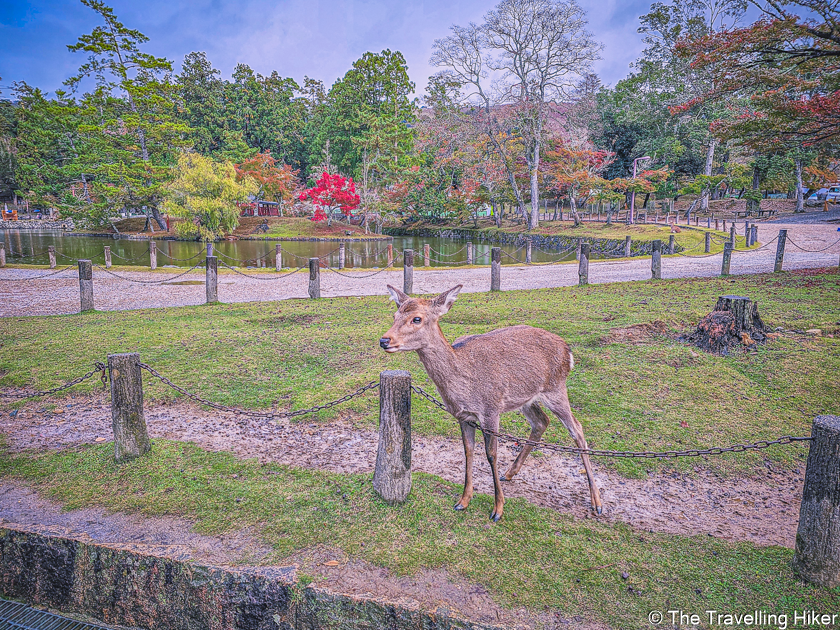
<box><xmin>380</xmin><ymin>284</ymin><xmax>602</xmax><ymax>521</ymax></box>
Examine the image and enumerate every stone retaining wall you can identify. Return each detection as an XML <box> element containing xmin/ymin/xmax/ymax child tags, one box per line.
<box><xmin>0</xmin><ymin>526</ymin><xmax>502</xmax><ymax>630</ymax></box>
<box><xmin>0</xmin><ymin>219</ymin><xmax>75</xmax><ymax>231</ymax></box>
<box><xmin>384</xmin><ymin>226</ymin><xmax>672</xmax><ymax>256</ymax></box>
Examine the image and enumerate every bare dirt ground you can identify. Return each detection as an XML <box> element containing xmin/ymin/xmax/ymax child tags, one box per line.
<box><xmin>1</xmin><ymin>221</ymin><xmax>838</xmax><ymax>317</ymax></box>
<box><xmin>0</xmin><ymin>395</ymin><xmax>804</xmax><ymax>549</ymax></box>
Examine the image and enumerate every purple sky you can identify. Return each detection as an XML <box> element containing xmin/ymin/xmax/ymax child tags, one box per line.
<box><xmin>1</xmin><ymin>0</ymin><xmax>661</xmax><ymax>97</ymax></box>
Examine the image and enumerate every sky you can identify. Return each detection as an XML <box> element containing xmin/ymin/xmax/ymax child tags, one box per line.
<box><xmin>1</xmin><ymin>0</ymin><xmax>655</xmax><ymax>99</ymax></box>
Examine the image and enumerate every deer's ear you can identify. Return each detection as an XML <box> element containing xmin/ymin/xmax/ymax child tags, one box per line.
<box><xmin>386</xmin><ymin>284</ymin><xmax>409</xmax><ymax>307</ymax></box>
<box><xmin>432</xmin><ymin>284</ymin><xmax>462</xmax><ymax>315</ymax></box>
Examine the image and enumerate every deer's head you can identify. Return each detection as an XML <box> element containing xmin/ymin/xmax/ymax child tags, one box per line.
<box><xmin>379</xmin><ymin>285</ymin><xmax>463</xmax><ymax>352</ymax></box>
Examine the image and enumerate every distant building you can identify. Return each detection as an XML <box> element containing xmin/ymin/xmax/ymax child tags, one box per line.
<box><xmin>238</xmin><ymin>199</ymin><xmax>280</xmax><ymax>217</ymax></box>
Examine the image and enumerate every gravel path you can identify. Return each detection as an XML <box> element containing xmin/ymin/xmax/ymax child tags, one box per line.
<box><xmin>2</xmin><ymin>222</ymin><xmax>838</xmax><ymax>317</ymax></box>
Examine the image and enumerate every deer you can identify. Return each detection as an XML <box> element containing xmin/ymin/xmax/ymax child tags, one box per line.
<box><xmin>379</xmin><ymin>284</ymin><xmax>602</xmax><ymax>522</ymax></box>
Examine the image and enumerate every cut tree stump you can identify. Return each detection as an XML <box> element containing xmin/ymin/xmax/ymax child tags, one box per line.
<box><xmin>682</xmin><ymin>295</ymin><xmax>768</xmax><ymax>355</ymax></box>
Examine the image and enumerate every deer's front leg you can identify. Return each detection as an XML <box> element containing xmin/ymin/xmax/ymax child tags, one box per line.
<box><xmin>454</xmin><ymin>419</ymin><xmax>476</xmax><ymax>511</ymax></box>
<box><xmin>483</xmin><ymin>416</ymin><xmax>505</xmax><ymax>522</ymax></box>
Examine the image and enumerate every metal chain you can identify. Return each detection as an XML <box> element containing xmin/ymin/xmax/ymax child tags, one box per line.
<box><xmin>157</xmin><ymin>249</ymin><xmax>206</xmax><ymax>262</ymax></box>
<box><xmin>138</xmin><ymin>362</ymin><xmax>379</xmax><ymax>419</ymax></box>
<box><xmin>325</xmin><ymin>258</ymin><xmax>398</xmax><ymax>278</ymax></box>
<box><xmin>426</xmin><ymin>244</ymin><xmax>467</xmax><ymax>257</ymax></box>
<box><xmin>0</xmin><ymin>265</ymin><xmax>77</xmax><ymax>281</ymax></box>
<box><xmin>93</xmin><ymin>262</ymin><xmax>204</xmax><ymax>284</ymax></box>
<box><xmin>109</xmin><ymin>246</ymin><xmax>151</xmax><ymax>262</ymax></box>
<box><xmin>1</xmin><ymin>362</ymin><xmax>108</xmax><ymax>399</ymax></box>
<box><xmin>279</xmin><ymin>245</ymin><xmax>342</xmax><ymax>261</ymax></box>
<box><xmin>410</xmin><ymin>384</ymin><xmax>812</xmax><ymax>458</ymax></box>
<box><xmin>786</xmin><ymin>236</ymin><xmax>840</xmax><ymax>253</ymax></box>
<box><xmin>218</xmin><ymin>260</ymin><xmax>308</xmax><ymax>280</ymax></box>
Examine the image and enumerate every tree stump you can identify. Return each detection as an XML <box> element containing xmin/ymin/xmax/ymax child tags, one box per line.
<box><xmin>683</xmin><ymin>295</ymin><xmax>768</xmax><ymax>355</ymax></box>
<box><xmin>373</xmin><ymin>371</ymin><xmax>412</xmax><ymax>504</ymax></box>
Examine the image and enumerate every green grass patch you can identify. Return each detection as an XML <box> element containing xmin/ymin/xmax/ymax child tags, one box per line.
<box><xmin>1</xmin><ymin>272</ymin><xmax>838</xmax><ymax>478</ymax></box>
<box><xmin>0</xmin><ymin>440</ymin><xmax>836</xmax><ymax>627</ymax></box>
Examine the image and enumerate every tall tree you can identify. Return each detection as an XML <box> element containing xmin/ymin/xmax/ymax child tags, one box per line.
<box><xmin>65</xmin><ymin>0</ymin><xmax>189</xmax><ymax>229</ymax></box>
<box><xmin>176</xmin><ymin>51</ymin><xmax>226</xmax><ymax>155</ymax></box>
<box><xmin>431</xmin><ymin>0</ymin><xmax>601</xmax><ymax>229</ymax></box>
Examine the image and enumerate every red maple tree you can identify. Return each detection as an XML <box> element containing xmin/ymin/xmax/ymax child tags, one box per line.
<box><xmin>299</xmin><ymin>173</ymin><xmax>361</xmax><ymax>223</ymax></box>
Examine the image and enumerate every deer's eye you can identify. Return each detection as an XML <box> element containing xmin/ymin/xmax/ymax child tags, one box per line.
<box><xmin>412</xmin><ymin>317</ymin><xmax>422</xmax><ymax>324</ymax></box>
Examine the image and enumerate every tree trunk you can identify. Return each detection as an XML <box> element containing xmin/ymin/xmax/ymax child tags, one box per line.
<box><xmin>642</xmin><ymin>193</ymin><xmax>650</xmax><ymax>209</ymax></box>
<box><xmin>795</xmin><ymin>157</ymin><xmax>805</xmax><ymax>213</ymax></box>
<box><xmin>682</xmin><ymin>295</ymin><xmax>768</xmax><ymax>355</ymax></box>
<box><xmin>529</xmin><ymin>142</ymin><xmax>540</xmax><ymax>230</ymax></box>
<box><xmin>570</xmin><ymin>196</ymin><xmax>581</xmax><ymax>227</ymax></box>
<box><xmin>701</xmin><ymin>138</ymin><xmax>716</xmax><ymax>212</ymax></box>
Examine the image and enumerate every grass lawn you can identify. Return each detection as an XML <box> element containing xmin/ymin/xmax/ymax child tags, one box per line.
<box><xmin>242</xmin><ymin>216</ymin><xmax>388</xmax><ymax>240</ymax></box>
<box><xmin>1</xmin><ymin>270</ymin><xmax>837</xmax><ymax>479</ymax></box>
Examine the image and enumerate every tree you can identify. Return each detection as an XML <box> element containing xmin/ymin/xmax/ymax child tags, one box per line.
<box><xmin>162</xmin><ymin>153</ymin><xmax>256</xmax><ymax>241</ymax></box>
<box><xmin>299</xmin><ymin>172</ymin><xmax>360</xmax><ymax>225</ymax></box>
<box><xmin>235</xmin><ymin>152</ymin><xmax>300</xmax><ymax>216</ymax></box>
<box><xmin>543</xmin><ymin>144</ymin><xmax>615</xmax><ymax>226</ymax></box>
<box><xmin>431</xmin><ymin>0</ymin><xmax>601</xmax><ymax>229</ymax></box>
<box><xmin>176</xmin><ymin>51</ymin><xmax>226</xmax><ymax>155</ymax></box>
<box><xmin>65</xmin><ymin>0</ymin><xmax>190</xmax><ymax>230</ymax></box>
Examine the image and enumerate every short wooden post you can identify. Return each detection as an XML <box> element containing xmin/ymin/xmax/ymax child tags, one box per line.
<box><xmin>275</xmin><ymin>244</ymin><xmax>282</xmax><ymax>271</ymax></box>
<box><xmin>387</xmin><ymin>244</ymin><xmax>393</xmax><ymax>267</ymax></box>
<box><xmin>730</xmin><ymin>225</ymin><xmax>736</xmax><ymax>246</ymax></box>
<box><xmin>651</xmin><ymin>240</ymin><xmax>661</xmax><ymax>280</ymax></box>
<box><xmin>206</xmin><ymin>256</ymin><xmax>218</xmax><ymax>303</ymax></box>
<box><xmin>621</xmin><ymin>235</ymin><xmax>630</xmax><ymax>258</ymax></box>
<box><xmin>575</xmin><ymin>238</ymin><xmax>582</xmax><ymax>261</ymax></box>
<box><xmin>745</xmin><ymin>221</ymin><xmax>750</xmax><ymax>242</ymax></box>
<box><xmin>490</xmin><ymin>247</ymin><xmax>501</xmax><ymax>291</ymax></box>
<box><xmin>206</xmin><ymin>242</ymin><xmax>213</xmax><ymax>257</ymax></box>
<box><xmin>339</xmin><ymin>242</ymin><xmax>346</xmax><ymax>269</ymax></box>
<box><xmin>578</xmin><ymin>243</ymin><xmax>590</xmax><ymax>286</ymax></box>
<box><xmin>721</xmin><ymin>242</ymin><xmax>733</xmax><ymax>276</ymax></box>
<box><xmin>695</xmin><ymin>215</ymin><xmax>699</xmax><ymax>226</ymax></box>
<box><xmin>723</xmin><ymin>219</ymin><xmax>727</xmax><ymax>232</ymax></box>
<box><xmin>655</xmin><ymin>213</ymin><xmax>659</xmax><ymax>224</ymax></box>
<box><xmin>403</xmin><ymin>249</ymin><xmax>413</xmax><ymax>295</ymax></box>
<box><xmin>0</xmin><ymin>242</ymin><xmax>5</xmax><ymax>267</ymax></box>
<box><xmin>668</xmin><ymin>234</ymin><xmax>676</xmax><ymax>255</ymax></box>
<box><xmin>78</xmin><ymin>260</ymin><xmax>94</xmax><ymax>312</ymax></box>
<box><xmin>751</xmin><ymin>225</ymin><xmax>757</xmax><ymax>247</ymax></box>
<box><xmin>526</xmin><ymin>238</ymin><xmax>532</xmax><ymax>264</ymax></box>
<box><xmin>707</xmin><ymin>216</ymin><xmax>711</xmax><ymax>229</ymax></box>
<box><xmin>149</xmin><ymin>241</ymin><xmax>157</xmax><ymax>270</ymax></box>
<box><xmin>308</xmin><ymin>258</ymin><xmax>320</xmax><ymax>299</ymax></box>
<box><xmin>715</xmin><ymin>218</ymin><xmax>720</xmax><ymax>231</ymax></box>
<box><xmin>774</xmin><ymin>229</ymin><xmax>787</xmax><ymax>273</ymax></box>
<box><xmin>373</xmin><ymin>370</ymin><xmax>412</xmax><ymax>505</ymax></box>
<box><xmin>705</xmin><ymin>231</ymin><xmax>711</xmax><ymax>253</ymax></box>
<box><xmin>47</xmin><ymin>246</ymin><xmax>56</xmax><ymax>269</ymax></box>
<box><xmin>423</xmin><ymin>243</ymin><xmax>430</xmax><ymax>267</ymax></box>
<box><xmin>108</xmin><ymin>353</ymin><xmax>151</xmax><ymax>464</ymax></box>
<box><xmin>466</xmin><ymin>242</ymin><xmax>473</xmax><ymax>265</ymax></box>
<box><xmin>104</xmin><ymin>246</ymin><xmax>112</xmax><ymax>269</ymax></box>
<box><xmin>792</xmin><ymin>415</ymin><xmax>840</xmax><ymax>587</ymax></box>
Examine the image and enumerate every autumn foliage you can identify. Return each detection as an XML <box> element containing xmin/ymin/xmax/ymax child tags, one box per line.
<box><xmin>299</xmin><ymin>172</ymin><xmax>361</xmax><ymax>222</ymax></box>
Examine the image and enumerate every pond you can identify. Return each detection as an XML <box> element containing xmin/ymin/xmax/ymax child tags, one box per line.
<box><xmin>0</xmin><ymin>230</ymin><xmax>590</xmax><ymax>269</ymax></box>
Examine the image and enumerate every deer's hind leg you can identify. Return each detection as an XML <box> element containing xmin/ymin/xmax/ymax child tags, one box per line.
<box><xmin>502</xmin><ymin>403</ymin><xmax>551</xmax><ymax>481</ymax></box>
<box><xmin>454</xmin><ymin>420</ymin><xmax>476</xmax><ymax>511</ymax></box>
<box><xmin>543</xmin><ymin>392</ymin><xmax>603</xmax><ymax>515</ymax></box>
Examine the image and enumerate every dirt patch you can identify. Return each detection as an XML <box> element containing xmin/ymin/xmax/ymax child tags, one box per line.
<box><xmin>0</xmin><ymin>395</ymin><xmax>805</xmax><ymax>549</ymax></box>
<box><xmin>0</xmin><ymin>483</ymin><xmax>601</xmax><ymax>630</ymax></box>
<box><xmin>604</xmin><ymin>321</ymin><xmax>671</xmax><ymax>345</ymax></box>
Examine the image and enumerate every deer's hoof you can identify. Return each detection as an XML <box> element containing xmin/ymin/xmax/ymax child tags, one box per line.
<box><xmin>454</xmin><ymin>503</ymin><xmax>467</xmax><ymax>511</ymax></box>
<box><xmin>595</xmin><ymin>505</ymin><xmax>603</xmax><ymax>516</ymax></box>
<box><xmin>490</xmin><ymin>511</ymin><xmax>502</xmax><ymax>522</ymax></box>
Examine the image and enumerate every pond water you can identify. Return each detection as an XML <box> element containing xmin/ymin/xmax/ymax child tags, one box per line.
<box><xmin>0</xmin><ymin>230</ymin><xmax>589</xmax><ymax>269</ymax></box>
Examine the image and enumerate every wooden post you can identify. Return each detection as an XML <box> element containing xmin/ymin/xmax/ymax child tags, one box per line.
<box><xmin>78</xmin><ymin>260</ymin><xmax>94</xmax><ymax>312</ymax></box>
<box><xmin>0</xmin><ymin>242</ymin><xmax>5</xmax><ymax>267</ymax></box>
<box><xmin>403</xmin><ymin>249</ymin><xmax>414</xmax><ymax>295</ymax></box>
<box><xmin>339</xmin><ymin>242</ymin><xmax>346</xmax><ymax>269</ymax></box>
<box><xmin>387</xmin><ymin>244</ymin><xmax>393</xmax><ymax>267</ymax></box>
<box><xmin>206</xmin><ymin>256</ymin><xmax>218</xmax><ymax>303</ymax></box>
<box><xmin>751</xmin><ymin>225</ymin><xmax>757</xmax><ymax>247</ymax></box>
<box><xmin>723</xmin><ymin>219</ymin><xmax>727</xmax><ymax>232</ymax></box>
<box><xmin>721</xmin><ymin>242</ymin><xmax>732</xmax><ymax>276</ymax></box>
<box><xmin>705</xmin><ymin>231</ymin><xmax>711</xmax><ymax>253</ymax></box>
<box><xmin>707</xmin><ymin>216</ymin><xmax>711</xmax><ymax>229</ymax></box>
<box><xmin>624</xmin><ymin>235</ymin><xmax>632</xmax><ymax>258</ymax></box>
<box><xmin>655</xmin><ymin>213</ymin><xmax>659</xmax><ymax>224</ymax></box>
<box><xmin>108</xmin><ymin>353</ymin><xmax>151</xmax><ymax>464</ymax></box>
<box><xmin>104</xmin><ymin>246</ymin><xmax>112</xmax><ymax>269</ymax></box>
<box><xmin>774</xmin><ymin>229</ymin><xmax>787</xmax><ymax>273</ymax></box>
<box><xmin>526</xmin><ymin>238</ymin><xmax>532</xmax><ymax>264</ymax></box>
<box><xmin>715</xmin><ymin>218</ymin><xmax>720</xmax><ymax>231</ymax></box>
<box><xmin>575</xmin><ymin>238</ymin><xmax>582</xmax><ymax>261</ymax></box>
<box><xmin>651</xmin><ymin>240</ymin><xmax>661</xmax><ymax>280</ymax></box>
<box><xmin>149</xmin><ymin>241</ymin><xmax>157</xmax><ymax>270</ymax></box>
<box><xmin>423</xmin><ymin>243</ymin><xmax>430</xmax><ymax>268</ymax></box>
<box><xmin>466</xmin><ymin>242</ymin><xmax>473</xmax><ymax>265</ymax></box>
<box><xmin>695</xmin><ymin>215</ymin><xmax>699</xmax><ymax>226</ymax></box>
<box><xmin>206</xmin><ymin>242</ymin><xmax>213</xmax><ymax>257</ymax></box>
<box><xmin>308</xmin><ymin>258</ymin><xmax>320</xmax><ymax>299</ymax></box>
<box><xmin>745</xmin><ymin>221</ymin><xmax>750</xmax><ymax>242</ymax></box>
<box><xmin>373</xmin><ymin>370</ymin><xmax>412</xmax><ymax>505</ymax></box>
<box><xmin>490</xmin><ymin>247</ymin><xmax>501</xmax><ymax>292</ymax></box>
<box><xmin>48</xmin><ymin>246</ymin><xmax>56</xmax><ymax>269</ymax></box>
<box><xmin>578</xmin><ymin>243</ymin><xmax>590</xmax><ymax>286</ymax></box>
<box><xmin>792</xmin><ymin>415</ymin><xmax>840</xmax><ymax>587</ymax></box>
<box><xmin>730</xmin><ymin>225</ymin><xmax>736</xmax><ymax>245</ymax></box>
<box><xmin>275</xmin><ymin>244</ymin><xmax>282</xmax><ymax>271</ymax></box>
<box><xmin>668</xmin><ymin>234</ymin><xmax>676</xmax><ymax>255</ymax></box>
